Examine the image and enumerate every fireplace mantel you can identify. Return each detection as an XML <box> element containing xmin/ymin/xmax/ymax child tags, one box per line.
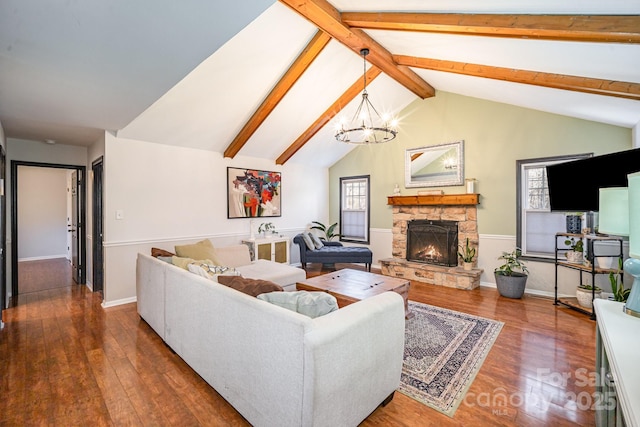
<box><xmin>387</xmin><ymin>194</ymin><xmax>480</xmax><ymax>206</ymax></box>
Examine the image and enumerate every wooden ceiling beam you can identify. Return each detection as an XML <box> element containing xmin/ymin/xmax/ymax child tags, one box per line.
<box><xmin>279</xmin><ymin>0</ymin><xmax>435</xmax><ymax>99</ymax></box>
<box><xmin>223</xmin><ymin>30</ymin><xmax>331</xmax><ymax>158</ymax></box>
<box><xmin>394</xmin><ymin>55</ymin><xmax>640</xmax><ymax>101</ymax></box>
<box><xmin>276</xmin><ymin>66</ymin><xmax>382</xmax><ymax>165</ymax></box>
<box><xmin>342</xmin><ymin>13</ymin><xmax>640</xmax><ymax>43</ymax></box>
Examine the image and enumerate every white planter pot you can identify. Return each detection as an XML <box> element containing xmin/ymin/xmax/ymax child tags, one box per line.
<box><xmin>576</xmin><ymin>288</ymin><xmax>601</xmax><ymax>309</ymax></box>
<box><xmin>566</xmin><ymin>251</ymin><xmax>583</xmax><ymax>263</ymax></box>
<box><xmin>595</xmin><ymin>257</ymin><xmax>614</xmax><ymax>269</ymax></box>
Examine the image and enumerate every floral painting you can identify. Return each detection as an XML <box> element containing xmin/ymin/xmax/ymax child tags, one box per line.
<box><xmin>227</xmin><ymin>167</ymin><xmax>281</xmax><ymax>218</ymax></box>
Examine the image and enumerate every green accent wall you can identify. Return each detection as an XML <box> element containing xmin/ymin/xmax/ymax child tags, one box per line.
<box><xmin>329</xmin><ymin>91</ymin><xmax>632</xmax><ymax>236</ymax></box>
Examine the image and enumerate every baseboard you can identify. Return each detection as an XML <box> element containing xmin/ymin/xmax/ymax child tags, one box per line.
<box><xmin>480</xmin><ymin>281</ymin><xmax>572</xmax><ymax>299</ymax></box>
<box><xmin>18</xmin><ymin>254</ymin><xmax>68</xmax><ymax>262</ymax></box>
<box><xmin>101</xmin><ymin>296</ymin><xmax>137</xmax><ymax>308</ymax></box>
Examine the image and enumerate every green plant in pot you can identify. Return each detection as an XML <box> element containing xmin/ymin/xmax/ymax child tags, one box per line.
<box><xmin>458</xmin><ymin>238</ymin><xmax>476</xmax><ymax>271</ymax></box>
<box><xmin>609</xmin><ymin>258</ymin><xmax>630</xmax><ymax>302</ymax></box>
<box><xmin>310</xmin><ymin>221</ymin><xmax>340</xmax><ymax>241</ymax></box>
<box><xmin>494</xmin><ymin>248</ymin><xmax>528</xmax><ymax>299</ymax></box>
<box><xmin>258</xmin><ymin>222</ymin><xmax>275</xmax><ymax>237</ymax></box>
<box><xmin>564</xmin><ymin>237</ymin><xmax>584</xmax><ymax>264</ymax></box>
<box><xmin>576</xmin><ymin>284</ymin><xmax>602</xmax><ymax>309</ymax></box>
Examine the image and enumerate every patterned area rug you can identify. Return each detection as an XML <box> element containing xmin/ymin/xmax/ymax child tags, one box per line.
<box><xmin>399</xmin><ymin>301</ymin><xmax>504</xmax><ymax>417</ymax></box>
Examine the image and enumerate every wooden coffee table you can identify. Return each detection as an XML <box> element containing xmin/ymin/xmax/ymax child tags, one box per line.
<box><xmin>297</xmin><ymin>269</ymin><xmax>411</xmax><ymax>318</ymax></box>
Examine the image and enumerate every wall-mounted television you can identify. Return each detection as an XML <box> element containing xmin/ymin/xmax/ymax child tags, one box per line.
<box><xmin>547</xmin><ymin>148</ymin><xmax>640</xmax><ymax>212</ymax></box>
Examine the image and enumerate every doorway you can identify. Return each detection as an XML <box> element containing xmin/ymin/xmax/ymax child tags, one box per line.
<box><xmin>10</xmin><ymin>161</ymin><xmax>86</xmax><ymax>300</ymax></box>
<box><xmin>92</xmin><ymin>157</ymin><xmax>104</xmax><ymax>293</ymax></box>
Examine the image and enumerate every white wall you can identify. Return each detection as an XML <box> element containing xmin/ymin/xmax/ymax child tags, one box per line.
<box><xmin>17</xmin><ymin>166</ymin><xmax>68</xmax><ymax>260</ymax></box>
<box><xmin>102</xmin><ymin>133</ymin><xmax>328</xmax><ymax>305</ymax></box>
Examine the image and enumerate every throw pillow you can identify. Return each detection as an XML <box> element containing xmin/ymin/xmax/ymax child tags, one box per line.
<box><xmin>257</xmin><ymin>291</ymin><xmax>338</xmax><ymax>318</ymax></box>
<box><xmin>152</xmin><ymin>247</ymin><xmax>175</xmax><ymax>258</ymax></box>
<box><xmin>309</xmin><ymin>233</ymin><xmax>324</xmax><ymax>249</ymax></box>
<box><xmin>175</xmin><ymin>239</ymin><xmax>222</xmax><ymax>266</ymax></box>
<box><xmin>301</xmin><ymin>233</ymin><xmax>315</xmax><ymax>250</ymax></box>
<box><xmin>217</xmin><ymin>275</ymin><xmax>283</xmax><ymax>297</ymax></box>
<box><xmin>171</xmin><ymin>256</ymin><xmax>215</xmax><ymax>270</ymax></box>
<box><xmin>187</xmin><ymin>263</ymin><xmax>240</xmax><ymax>281</ymax></box>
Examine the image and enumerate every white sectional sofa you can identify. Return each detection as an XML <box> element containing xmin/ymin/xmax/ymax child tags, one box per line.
<box><xmin>136</xmin><ymin>252</ymin><xmax>406</xmax><ymax>427</ymax></box>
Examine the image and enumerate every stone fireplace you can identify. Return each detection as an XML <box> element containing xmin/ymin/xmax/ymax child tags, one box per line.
<box><xmin>381</xmin><ymin>194</ymin><xmax>482</xmax><ymax>290</ymax></box>
<box><xmin>406</xmin><ymin>220</ymin><xmax>458</xmax><ymax>266</ymax></box>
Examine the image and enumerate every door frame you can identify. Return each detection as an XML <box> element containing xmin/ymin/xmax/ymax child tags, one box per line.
<box><xmin>0</xmin><ymin>146</ymin><xmax>5</xmax><ymax>315</ymax></box>
<box><xmin>10</xmin><ymin>161</ymin><xmax>87</xmax><ymax>299</ymax></box>
<box><xmin>91</xmin><ymin>157</ymin><xmax>104</xmax><ymax>293</ymax></box>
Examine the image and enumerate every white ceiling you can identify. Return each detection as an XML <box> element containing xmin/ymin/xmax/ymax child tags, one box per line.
<box><xmin>1</xmin><ymin>1</ymin><xmax>639</xmax><ymax>168</ymax></box>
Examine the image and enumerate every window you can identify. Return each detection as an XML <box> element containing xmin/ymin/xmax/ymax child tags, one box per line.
<box><xmin>517</xmin><ymin>154</ymin><xmax>592</xmax><ymax>259</ymax></box>
<box><xmin>340</xmin><ymin>175</ymin><xmax>370</xmax><ymax>244</ymax></box>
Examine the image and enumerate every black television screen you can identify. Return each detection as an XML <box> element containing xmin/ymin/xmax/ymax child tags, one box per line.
<box><xmin>547</xmin><ymin>148</ymin><xmax>640</xmax><ymax>212</ymax></box>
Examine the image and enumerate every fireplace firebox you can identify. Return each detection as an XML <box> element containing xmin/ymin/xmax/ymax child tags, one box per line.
<box><xmin>406</xmin><ymin>220</ymin><xmax>458</xmax><ymax>266</ymax></box>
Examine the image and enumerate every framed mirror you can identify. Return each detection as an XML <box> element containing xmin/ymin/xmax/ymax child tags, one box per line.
<box><xmin>405</xmin><ymin>140</ymin><xmax>464</xmax><ymax>188</ymax></box>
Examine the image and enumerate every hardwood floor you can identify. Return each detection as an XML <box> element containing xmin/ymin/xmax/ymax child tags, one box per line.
<box><xmin>17</xmin><ymin>258</ymin><xmax>74</xmax><ymax>295</ymax></box>
<box><xmin>0</xmin><ymin>262</ymin><xmax>597</xmax><ymax>426</ymax></box>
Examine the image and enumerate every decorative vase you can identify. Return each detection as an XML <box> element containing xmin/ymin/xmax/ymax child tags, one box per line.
<box><xmin>576</xmin><ymin>287</ymin><xmax>601</xmax><ymax>309</ymax></box>
<box><xmin>495</xmin><ymin>272</ymin><xmax>528</xmax><ymax>299</ymax></box>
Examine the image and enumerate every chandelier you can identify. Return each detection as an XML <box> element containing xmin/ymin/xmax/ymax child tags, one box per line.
<box><xmin>335</xmin><ymin>48</ymin><xmax>398</xmax><ymax>144</ymax></box>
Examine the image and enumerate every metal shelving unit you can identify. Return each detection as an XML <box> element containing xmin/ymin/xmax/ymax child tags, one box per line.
<box><xmin>554</xmin><ymin>233</ymin><xmax>623</xmax><ymax>320</ymax></box>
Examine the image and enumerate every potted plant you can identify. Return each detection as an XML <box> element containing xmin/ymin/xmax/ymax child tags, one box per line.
<box><xmin>576</xmin><ymin>284</ymin><xmax>602</xmax><ymax>308</ymax></box>
<box><xmin>258</xmin><ymin>222</ymin><xmax>275</xmax><ymax>237</ymax></box>
<box><xmin>609</xmin><ymin>258</ymin><xmax>630</xmax><ymax>302</ymax></box>
<box><xmin>457</xmin><ymin>238</ymin><xmax>476</xmax><ymax>271</ymax></box>
<box><xmin>564</xmin><ymin>237</ymin><xmax>584</xmax><ymax>263</ymax></box>
<box><xmin>310</xmin><ymin>221</ymin><xmax>340</xmax><ymax>241</ymax></box>
<box><xmin>494</xmin><ymin>248</ymin><xmax>528</xmax><ymax>299</ymax></box>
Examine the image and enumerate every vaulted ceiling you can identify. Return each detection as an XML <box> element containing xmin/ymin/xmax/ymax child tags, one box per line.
<box><xmin>2</xmin><ymin>0</ymin><xmax>639</xmax><ymax>168</ymax></box>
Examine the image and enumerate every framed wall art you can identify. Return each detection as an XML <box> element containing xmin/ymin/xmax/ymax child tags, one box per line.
<box><xmin>227</xmin><ymin>167</ymin><xmax>282</xmax><ymax>218</ymax></box>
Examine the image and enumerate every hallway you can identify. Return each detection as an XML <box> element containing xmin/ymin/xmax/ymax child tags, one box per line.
<box><xmin>17</xmin><ymin>258</ymin><xmax>74</xmax><ymax>294</ymax></box>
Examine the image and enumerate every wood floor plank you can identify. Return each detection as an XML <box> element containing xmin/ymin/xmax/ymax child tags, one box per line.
<box><xmin>0</xmin><ymin>260</ymin><xmax>599</xmax><ymax>426</ymax></box>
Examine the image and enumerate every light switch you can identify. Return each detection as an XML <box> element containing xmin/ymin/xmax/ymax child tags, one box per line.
<box><xmin>116</xmin><ymin>210</ymin><xmax>124</xmax><ymax>220</ymax></box>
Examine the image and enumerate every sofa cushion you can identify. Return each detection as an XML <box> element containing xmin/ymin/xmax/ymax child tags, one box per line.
<box><xmin>236</xmin><ymin>260</ymin><xmax>306</xmax><ymax>289</ymax></box>
<box><xmin>152</xmin><ymin>247</ymin><xmax>176</xmax><ymax>258</ymax></box>
<box><xmin>309</xmin><ymin>233</ymin><xmax>324</xmax><ymax>249</ymax></box>
<box><xmin>217</xmin><ymin>275</ymin><xmax>284</xmax><ymax>297</ymax></box>
<box><xmin>214</xmin><ymin>244</ymin><xmax>252</xmax><ymax>268</ymax></box>
<box><xmin>257</xmin><ymin>291</ymin><xmax>338</xmax><ymax>318</ymax></box>
<box><xmin>301</xmin><ymin>233</ymin><xmax>315</xmax><ymax>250</ymax></box>
<box><xmin>175</xmin><ymin>239</ymin><xmax>222</xmax><ymax>266</ymax></box>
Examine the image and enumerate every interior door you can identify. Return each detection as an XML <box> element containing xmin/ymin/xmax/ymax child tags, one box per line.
<box><xmin>92</xmin><ymin>158</ymin><xmax>103</xmax><ymax>292</ymax></box>
<box><xmin>71</xmin><ymin>171</ymin><xmax>80</xmax><ymax>283</ymax></box>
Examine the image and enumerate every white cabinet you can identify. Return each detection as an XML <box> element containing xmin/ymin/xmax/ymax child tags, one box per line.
<box><xmin>242</xmin><ymin>237</ymin><xmax>290</xmax><ymax>264</ymax></box>
<box><xmin>594</xmin><ymin>299</ymin><xmax>640</xmax><ymax>427</ymax></box>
